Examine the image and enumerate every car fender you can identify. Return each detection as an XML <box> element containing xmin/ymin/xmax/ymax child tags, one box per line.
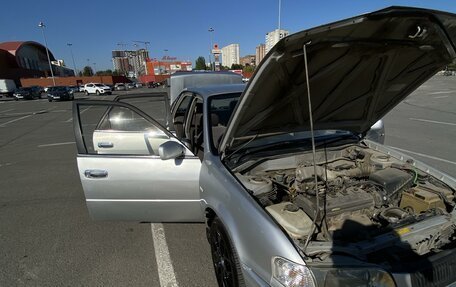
<box><xmin>199</xmin><ymin>153</ymin><xmax>305</xmax><ymax>284</ymax></box>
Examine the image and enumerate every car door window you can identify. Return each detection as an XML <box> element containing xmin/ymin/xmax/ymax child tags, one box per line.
<box><xmin>186</xmin><ymin>98</ymin><xmax>204</xmax><ymax>159</ymax></box>
<box><xmin>77</xmin><ymin>102</ymin><xmax>170</xmax><ymax>156</ymax></box>
<box><xmin>173</xmin><ymin>94</ymin><xmax>193</xmax><ymax>140</ymax></box>
<box><xmin>115</xmin><ymin>94</ymin><xmax>171</xmax><ymax>129</ymax></box>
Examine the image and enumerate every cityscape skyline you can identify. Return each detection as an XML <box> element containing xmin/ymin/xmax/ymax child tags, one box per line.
<box><xmin>1</xmin><ymin>0</ymin><xmax>455</xmax><ymax>71</ymax></box>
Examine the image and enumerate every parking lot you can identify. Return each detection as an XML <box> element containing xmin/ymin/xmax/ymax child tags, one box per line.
<box><xmin>0</xmin><ymin>77</ymin><xmax>455</xmax><ymax>286</ymax></box>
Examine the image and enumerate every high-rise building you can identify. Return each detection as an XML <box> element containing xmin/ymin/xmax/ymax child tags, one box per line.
<box><xmin>221</xmin><ymin>44</ymin><xmax>240</xmax><ymax>68</ymax></box>
<box><xmin>255</xmin><ymin>44</ymin><xmax>266</xmax><ymax>66</ymax></box>
<box><xmin>265</xmin><ymin>29</ymin><xmax>289</xmax><ymax>53</ymax></box>
<box><xmin>240</xmin><ymin>55</ymin><xmax>256</xmax><ymax>66</ymax></box>
<box><xmin>112</xmin><ymin>49</ymin><xmax>149</xmax><ymax>77</ymax></box>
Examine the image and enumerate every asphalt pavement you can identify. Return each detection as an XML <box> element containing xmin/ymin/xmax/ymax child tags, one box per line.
<box><xmin>0</xmin><ymin>77</ymin><xmax>454</xmax><ymax>286</ymax></box>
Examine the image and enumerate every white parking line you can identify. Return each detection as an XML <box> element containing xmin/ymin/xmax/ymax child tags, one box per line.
<box><xmin>430</xmin><ymin>91</ymin><xmax>454</xmax><ymax>95</ymax></box>
<box><xmin>0</xmin><ymin>114</ymin><xmax>32</xmax><ymax>127</ymax></box>
<box><xmin>433</xmin><ymin>95</ymin><xmax>449</xmax><ymax>99</ymax></box>
<box><xmin>409</xmin><ymin>118</ymin><xmax>456</xmax><ymax>126</ymax></box>
<box><xmin>389</xmin><ymin>146</ymin><xmax>456</xmax><ymax>166</ymax></box>
<box><xmin>38</xmin><ymin>141</ymin><xmax>75</xmax><ymax>148</ymax></box>
<box><xmin>151</xmin><ymin>224</ymin><xmax>179</xmax><ymax>287</ymax></box>
<box><xmin>0</xmin><ymin>108</ymin><xmax>14</xmax><ymax>114</ymax></box>
<box><xmin>65</xmin><ymin>106</ymin><xmax>91</xmax><ymax>122</ymax></box>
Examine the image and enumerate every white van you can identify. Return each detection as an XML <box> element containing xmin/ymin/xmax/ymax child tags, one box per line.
<box><xmin>0</xmin><ymin>79</ymin><xmax>17</xmax><ymax>97</ymax></box>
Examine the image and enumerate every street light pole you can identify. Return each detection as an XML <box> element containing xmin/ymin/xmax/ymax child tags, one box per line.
<box><xmin>38</xmin><ymin>21</ymin><xmax>56</xmax><ymax>86</ymax></box>
<box><xmin>164</xmin><ymin>49</ymin><xmax>169</xmax><ymax>75</ymax></box>
<box><xmin>67</xmin><ymin>43</ymin><xmax>77</xmax><ymax>76</ymax></box>
<box><xmin>208</xmin><ymin>27</ymin><xmax>214</xmax><ymax>71</ymax></box>
<box><xmin>92</xmin><ymin>62</ymin><xmax>97</xmax><ymax>74</ymax></box>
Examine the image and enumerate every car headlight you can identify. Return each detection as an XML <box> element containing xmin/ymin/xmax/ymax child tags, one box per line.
<box><xmin>273</xmin><ymin>257</ymin><xmax>316</xmax><ymax>287</ymax></box>
<box><xmin>272</xmin><ymin>257</ymin><xmax>396</xmax><ymax>287</ymax></box>
<box><xmin>311</xmin><ymin>266</ymin><xmax>396</xmax><ymax>287</ymax></box>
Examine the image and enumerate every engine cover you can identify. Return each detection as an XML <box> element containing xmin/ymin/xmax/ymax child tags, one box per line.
<box><xmin>294</xmin><ymin>186</ymin><xmax>375</xmax><ymax>221</ymax></box>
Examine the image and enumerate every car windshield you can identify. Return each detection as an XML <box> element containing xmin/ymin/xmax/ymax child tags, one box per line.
<box><xmin>16</xmin><ymin>88</ymin><xmax>31</xmax><ymax>92</ymax></box>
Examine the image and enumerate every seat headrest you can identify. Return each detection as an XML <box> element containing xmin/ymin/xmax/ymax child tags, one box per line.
<box><xmin>211</xmin><ymin>113</ymin><xmax>219</xmax><ymax>126</ymax></box>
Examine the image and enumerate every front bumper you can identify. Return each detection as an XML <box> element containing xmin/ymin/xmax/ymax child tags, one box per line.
<box><xmin>48</xmin><ymin>94</ymin><xmax>72</xmax><ymax>101</ymax></box>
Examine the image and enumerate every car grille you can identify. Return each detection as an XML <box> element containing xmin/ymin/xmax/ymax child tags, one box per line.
<box><xmin>410</xmin><ymin>250</ymin><xmax>456</xmax><ymax>287</ymax></box>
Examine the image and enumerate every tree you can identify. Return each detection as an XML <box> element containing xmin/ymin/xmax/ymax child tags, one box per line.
<box><xmin>77</xmin><ymin>71</ymin><xmax>83</xmax><ymax>77</ymax></box>
<box><xmin>230</xmin><ymin>63</ymin><xmax>243</xmax><ymax>70</ymax></box>
<box><xmin>96</xmin><ymin>69</ymin><xmax>113</xmax><ymax>76</ymax></box>
<box><xmin>243</xmin><ymin>65</ymin><xmax>254</xmax><ymax>73</ymax></box>
<box><xmin>82</xmin><ymin>66</ymin><xmax>94</xmax><ymax>76</ymax></box>
<box><xmin>195</xmin><ymin>56</ymin><xmax>207</xmax><ymax>70</ymax></box>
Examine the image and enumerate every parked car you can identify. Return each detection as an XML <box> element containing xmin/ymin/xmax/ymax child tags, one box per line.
<box><xmin>78</xmin><ymin>85</ymin><xmax>85</xmax><ymax>92</ymax></box>
<box><xmin>114</xmin><ymin>83</ymin><xmax>126</xmax><ymax>91</ymax></box>
<box><xmin>135</xmin><ymin>82</ymin><xmax>143</xmax><ymax>88</ymax></box>
<box><xmin>13</xmin><ymin>87</ymin><xmax>41</xmax><ymax>100</ymax></box>
<box><xmin>30</xmin><ymin>85</ymin><xmax>44</xmax><ymax>95</ymax></box>
<box><xmin>68</xmin><ymin>86</ymin><xmax>79</xmax><ymax>93</ymax></box>
<box><xmin>0</xmin><ymin>79</ymin><xmax>17</xmax><ymax>97</ymax></box>
<box><xmin>147</xmin><ymin>81</ymin><xmax>159</xmax><ymax>88</ymax></box>
<box><xmin>47</xmin><ymin>86</ymin><xmax>74</xmax><ymax>102</ymax></box>
<box><xmin>73</xmin><ymin>7</ymin><xmax>456</xmax><ymax>287</ymax></box>
<box><xmin>126</xmin><ymin>83</ymin><xmax>135</xmax><ymax>89</ymax></box>
<box><xmin>84</xmin><ymin>83</ymin><xmax>112</xmax><ymax>95</ymax></box>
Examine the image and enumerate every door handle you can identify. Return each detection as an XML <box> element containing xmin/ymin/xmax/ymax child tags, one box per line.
<box><xmin>84</xmin><ymin>169</ymin><xmax>108</xmax><ymax>178</ymax></box>
<box><xmin>98</xmin><ymin>142</ymin><xmax>114</xmax><ymax>148</ymax></box>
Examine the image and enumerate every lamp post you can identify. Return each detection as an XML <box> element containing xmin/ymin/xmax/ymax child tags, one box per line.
<box><xmin>86</xmin><ymin>58</ymin><xmax>91</xmax><ymax>75</ymax></box>
<box><xmin>164</xmin><ymin>49</ymin><xmax>169</xmax><ymax>74</ymax></box>
<box><xmin>208</xmin><ymin>27</ymin><xmax>214</xmax><ymax>71</ymax></box>
<box><xmin>38</xmin><ymin>21</ymin><xmax>56</xmax><ymax>86</ymax></box>
<box><xmin>67</xmin><ymin>43</ymin><xmax>77</xmax><ymax>76</ymax></box>
<box><xmin>92</xmin><ymin>62</ymin><xmax>97</xmax><ymax>74</ymax></box>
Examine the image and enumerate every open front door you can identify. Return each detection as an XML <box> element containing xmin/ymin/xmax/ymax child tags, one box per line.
<box><xmin>73</xmin><ymin>100</ymin><xmax>203</xmax><ymax>222</ymax></box>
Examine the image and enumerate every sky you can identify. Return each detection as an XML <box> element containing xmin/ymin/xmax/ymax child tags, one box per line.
<box><xmin>2</xmin><ymin>0</ymin><xmax>456</xmax><ymax>71</ymax></box>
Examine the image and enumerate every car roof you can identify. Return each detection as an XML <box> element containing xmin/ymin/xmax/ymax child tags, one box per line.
<box><xmin>184</xmin><ymin>83</ymin><xmax>245</xmax><ymax>99</ymax></box>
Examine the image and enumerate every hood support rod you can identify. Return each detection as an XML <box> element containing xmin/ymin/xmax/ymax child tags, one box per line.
<box><xmin>302</xmin><ymin>42</ymin><xmax>321</xmax><ymax>253</ymax></box>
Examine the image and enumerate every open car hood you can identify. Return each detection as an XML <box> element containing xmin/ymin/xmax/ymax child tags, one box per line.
<box><xmin>221</xmin><ymin>6</ymin><xmax>456</xmax><ymax>154</ymax></box>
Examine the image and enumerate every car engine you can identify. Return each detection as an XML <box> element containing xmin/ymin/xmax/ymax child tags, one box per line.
<box><xmin>235</xmin><ymin>145</ymin><xmax>456</xmax><ymax>258</ymax></box>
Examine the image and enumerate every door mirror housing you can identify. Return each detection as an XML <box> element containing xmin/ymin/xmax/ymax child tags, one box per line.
<box><xmin>158</xmin><ymin>141</ymin><xmax>185</xmax><ymax>160</ymax></box>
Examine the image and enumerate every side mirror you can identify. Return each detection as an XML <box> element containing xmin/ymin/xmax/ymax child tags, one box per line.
<box><xmin>158</xmin><ymin>141</ymin><xmax>185</xmax><ymax>160</ymax></box>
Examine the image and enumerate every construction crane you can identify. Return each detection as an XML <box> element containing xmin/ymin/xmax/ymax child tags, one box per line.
<box><xmin>133</xmin><ymin>41</ymin><xmax>150</xmax><ymax>51</ymax></box>
<box><xmin>117</xmin><ymin>42</ymin><xmax>128</xmax><ymax>51</ymax></box>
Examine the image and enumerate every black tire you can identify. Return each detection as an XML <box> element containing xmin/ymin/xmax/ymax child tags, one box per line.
<box><xmin>48</xmin><ymin>99</ymin><xmax>52</xmax><ymax>102</ymax></box>
<box><xmin>209</xmin><ymin>217</ymin><xmax>244</xmax><ymax>287</ymax></box>
<box><xmin>85</xmin><ymin>91</ymin><xmax>89</xmax><ymax>96</ymax></box>
<box><xmin>96</xmin><ymin>90</ymin><xmax>100</xmax><ymax>96</ymax></box>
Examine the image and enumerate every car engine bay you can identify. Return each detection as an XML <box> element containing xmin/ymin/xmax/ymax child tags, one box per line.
<box><xmin>234</xmin><ymin>144</ymin><xmax>456</xmax><ymax>263</ymax></box>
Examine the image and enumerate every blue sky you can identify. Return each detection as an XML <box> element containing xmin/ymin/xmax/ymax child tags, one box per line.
<box><xmin>2</xmin><ymin>0</ymin><xmax>456</xmax><ymax>71</ymax></box>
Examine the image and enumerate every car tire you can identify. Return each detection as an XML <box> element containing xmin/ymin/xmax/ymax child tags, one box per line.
<box><xmin>48</xmin><ymin>99</ymin><xmax>52</xmax><ymax>102</ymax></box>
<box><xmin>85</xmin><ymin>91</ymin><xmax>89</xmax><ymax>96</ymax></box>
<box><xmin>209</xmin><ymin>217</ymin><xmax>245</xmax><ymax>287</ymax></box>
<box><xmin>96</xmin><ymin>90</ymin><xmax>100</xmax><ymax>96</ymax></box>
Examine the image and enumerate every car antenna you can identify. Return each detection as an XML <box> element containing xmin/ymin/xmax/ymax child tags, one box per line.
<box><xmin>301</xmin><ymin>41</ymin><xmax>321</xmax><ymax>253</ymax></box>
